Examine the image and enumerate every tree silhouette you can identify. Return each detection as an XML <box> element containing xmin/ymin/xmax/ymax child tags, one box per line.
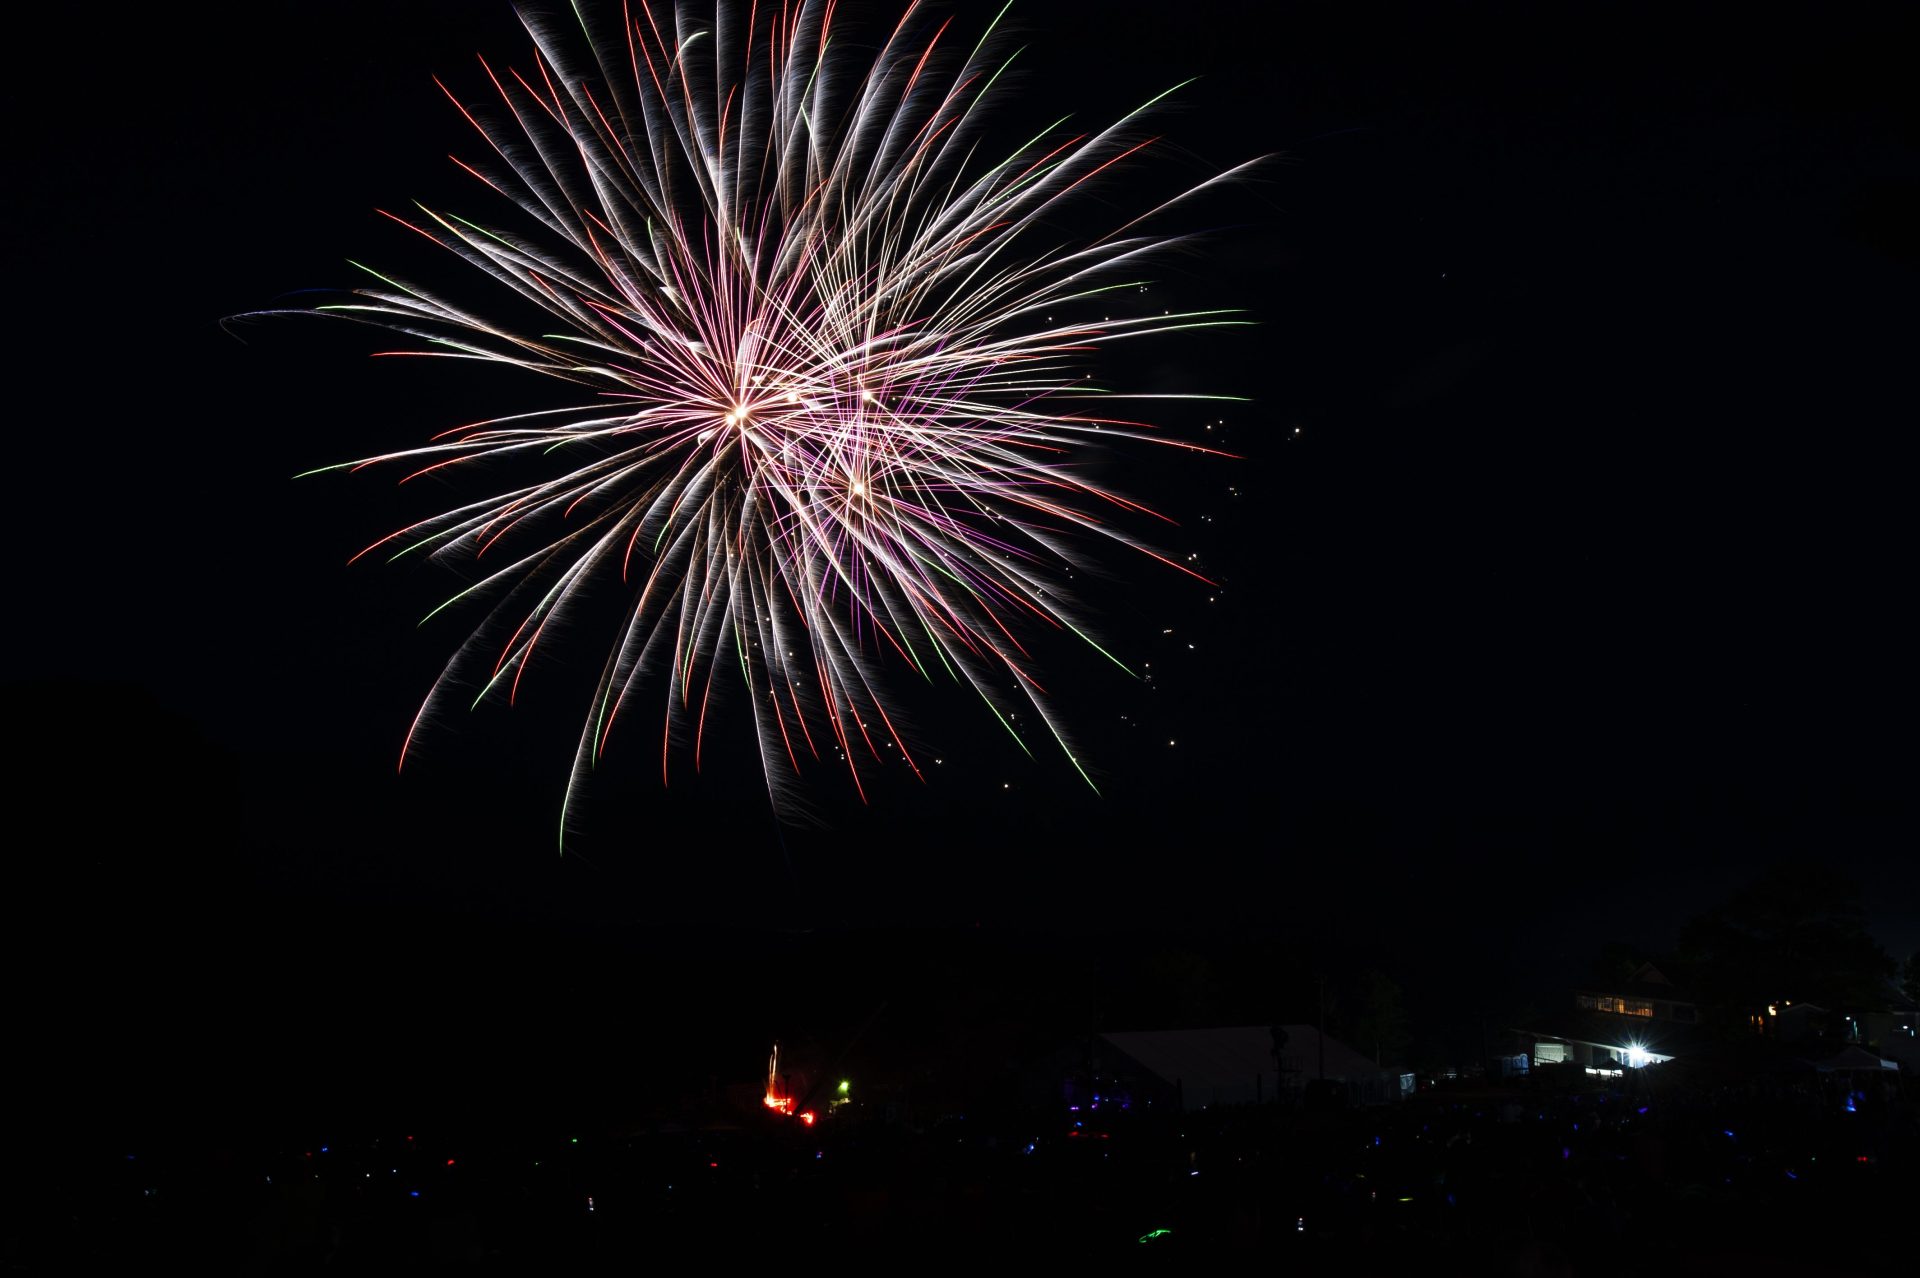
<box><xmin>1674</xmin><ymin>862</ymin><xmax>1894</xmax><ymax>1031</ymax></box>
<box><xmin>1348</xmin><ymin>969</ymin><xmax>1413</xmax><ymax>1067</ymax></box>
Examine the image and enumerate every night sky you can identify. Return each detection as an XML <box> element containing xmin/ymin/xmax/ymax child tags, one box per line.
<box><xmin>7</xmin><ymin>2</ymin><xmax>1912</xmax><ymax>1132</ymax></box>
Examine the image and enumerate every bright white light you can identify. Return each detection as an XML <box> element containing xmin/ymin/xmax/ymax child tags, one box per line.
<box><xmin>1625</xmin><ymin>1045</ymin><xmax>1650</xmax><ymax>1069</ymax></box>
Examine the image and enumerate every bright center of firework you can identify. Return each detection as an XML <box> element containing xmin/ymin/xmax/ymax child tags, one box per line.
<box><xmin>851</xmin><ymin>479</ymin><xmax>866</xmax><ymax>497</ymax></box>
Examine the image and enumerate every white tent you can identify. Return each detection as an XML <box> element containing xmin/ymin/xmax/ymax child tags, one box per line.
<box><xmin>1814</xmin><ymin>1045</ymin><xmax>1900</xmax><ymax>1073</ymax></box>
<box><xmin>1099</xmin><ymin>1024</ymin><xmax>1401</xmax><ymax>1110</ymax></box>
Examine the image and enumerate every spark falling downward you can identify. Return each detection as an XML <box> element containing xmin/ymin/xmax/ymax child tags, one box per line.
<box><xmin>283</xmin><ymin>1</ymin><xmax>1258</xmax><ymax>839</ymax></box>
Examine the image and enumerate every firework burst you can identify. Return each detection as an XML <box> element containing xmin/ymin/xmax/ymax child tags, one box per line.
<box><xmin>278</xmin><ymin>1</ymin><xmax>1259</xmax><ymax>838</ymax></box>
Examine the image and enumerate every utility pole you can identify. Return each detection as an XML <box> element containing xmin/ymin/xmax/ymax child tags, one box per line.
<box><xmin>1087</xmin><ymin>987</ymin><xmax>1098</xmax><ymax>1108</ymax></box>
<box><xmin>1318</xmin><ymin>972</ymin><xmax>1327</xmax><ymax>1082</ymax></box>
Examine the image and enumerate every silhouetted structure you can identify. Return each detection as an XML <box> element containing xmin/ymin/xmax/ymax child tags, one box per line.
<box><xmin>1085</xmin><ymin>1025</ymin><xmax>1412</xmax><ymax>1110</ymax></box>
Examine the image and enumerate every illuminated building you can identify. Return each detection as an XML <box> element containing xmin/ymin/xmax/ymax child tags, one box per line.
<box><xmin>1519</xmin><ymin>963</ymin><xmax>1698</xmax><ymax>1072</ymax></box>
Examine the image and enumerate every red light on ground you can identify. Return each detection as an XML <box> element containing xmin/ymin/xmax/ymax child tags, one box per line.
<box><xmin>446</xmin><ymin>1159</ymin><xmax>455</xmax><ymax>1167</ymax></box>
<box><xmin>800</xmin><ymin>1111</ymin><xmax>816</xmax><ymax>1127</ymax></box>
<box><xmin>709</xmin><ymin>1161</ymin><xmax>719</xmax><ymax>1169</ymax></box>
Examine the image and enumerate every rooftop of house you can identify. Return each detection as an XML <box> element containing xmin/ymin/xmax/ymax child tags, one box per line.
<box><xmin>1574</xmin><ymin>962</ymin><xmax>1696</xmax><ymax>1005</ymax></box>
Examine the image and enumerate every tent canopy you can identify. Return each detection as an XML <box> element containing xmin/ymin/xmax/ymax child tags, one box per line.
<box><xmin>1814</xmin><ymin>1045</ymin><xmax>1899</xmax><ymax>1072</ymax></box>
<box><xmin>1099</xmin><ymin>1024</ymin><xmax>1389</xmax><ymax>1110</ymax></box>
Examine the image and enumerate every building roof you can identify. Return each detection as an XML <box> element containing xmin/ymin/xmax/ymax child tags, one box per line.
<box><xmin>1573</xmin><ymin>962</ymin><xmax>1697</xmax><ymax>1005</ymax></box>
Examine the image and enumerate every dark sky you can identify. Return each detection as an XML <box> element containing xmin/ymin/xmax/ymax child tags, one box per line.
<box><xmin>5</xmin><ymin>1</ymin><xmax>1912</xmax><ymax>1126</ymax></box>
